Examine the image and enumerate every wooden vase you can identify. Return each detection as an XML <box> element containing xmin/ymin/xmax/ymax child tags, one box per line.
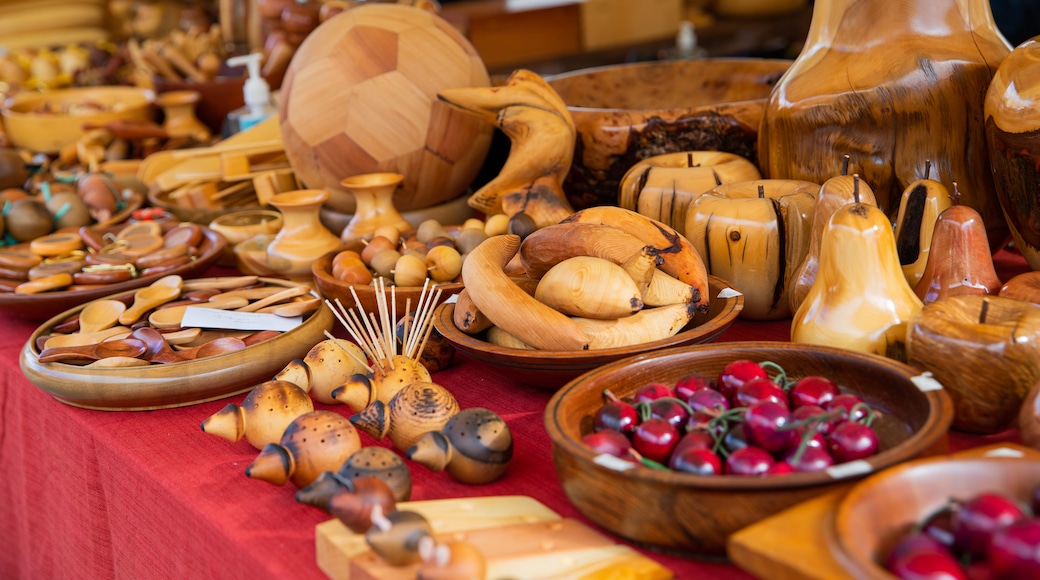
<box><xmin>155</xmin><ymin>90</ymin><xmax>210</xmax><ymax>142</ymax></box>
<box><xmin>985</xmin><ymin>37</ymin><xmax>1040</xmax><ymax>270</ymax></box>
<box><xmin>758</xmin><ymin>0</ymin><xmax>1012</xmax><ymax>253</ymax></box>
<box><xmin>338</xmin><ymin>172</ymin><xmax>412</xmax><ymax>244</ymax></box>
<box><xmin>266</xmin><ymin>189</ymin><xmax>343</xmax><ymax>279</ymax></box>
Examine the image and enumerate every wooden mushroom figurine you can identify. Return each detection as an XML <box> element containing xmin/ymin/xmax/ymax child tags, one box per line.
<box><xmin>245</xmin><ymin>410</ymin><xmax>362</xmax><ymax>488</ymax></box>
<box><xmin>295</xmin><ymin>474</ymin><xmax>398</xmax><ymax>533</ymax></box>
<box><xmin>274</xmin><ymin>337</ymin><xmax>369</xmax><ymax>405</ymax></box>
<box><xmin>407</xmin><ymin>408</ymin><xmax>513</xmax><ymax>485</ymax></box>
<box><xmin>365</xmin><ymin>505</ymin><xmax>433</xmax><ymax>567</ymax></box>
<box><xmin>201</xmin><ymin>379</ymin><xmax>313</xmax><ymax>450</ymax></box>
<box><xmin>296</xmin><ymin>446</ymin><xmax>412</xmax><ymax>507</ymax></box>
<box><xmin>350</xmin><ymin>381</ymin><xmax>460</xmax><ymax>453</ymax></box>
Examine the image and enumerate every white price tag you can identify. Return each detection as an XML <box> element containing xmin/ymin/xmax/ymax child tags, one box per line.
<box><xmin>717</xmin><ymin>287</ymin><xmax>743</xmax><ymax>299</ymax></box>
<box><xmin>593</xmin><ymin>454</ymin><xmax>637</xmax><ymax>472</ymax></box>
<box><xmin>911</xmin><ymin>372</ymin><xmax>945</xmax><ymax>392</ymax></box>
<box><xmin>826</xmin><ymin>459</ymin><xmax>873</xmax><ymax>479</ymax></box>
<box><xmin>983</xmin><ymin>447</ymin><xmax>1026</xmax><ymax>458</ymax></box>
<box><xmin>180</xmin><ymin>306</ymin><xmax>303</xmax><ymax>332</ymax></box>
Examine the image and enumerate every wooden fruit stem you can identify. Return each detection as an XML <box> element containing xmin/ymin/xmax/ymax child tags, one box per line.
<box><xmin>924</xmin><ymin>160</ymin><xmax>932</xmax><ymax>180</ymax></box>
<box><xmin>841</xmin><ymin>154</ymin><xmax>850</xmax><ymax>176</ymax></box>
<box><xmin>758</xmin><ymin>184</ymin><xmax>765</xmax><ymax>199</ymax></box>
<box><xmin>687</xmin><ymin>152</ymin><xmax>695</xmax><ymax>168</ymax></box>
<box><xmin>980</xmin><ymin>298</ymin><xmax>989</xmax><ymax>324</ymax></box>
<box><xmin>853</xmin><ymin>175</ymin><xmax>861</xmax><ymax>204</ymax></box>
<box><xmin>951</xmin><ymin>182</ymin><xmax>961</xmax><ymax>206</ymax></box>
<box><xmin>712</xmin><ymin>168</ymin><xmax>722</xmax><ymax>186</ymax></box>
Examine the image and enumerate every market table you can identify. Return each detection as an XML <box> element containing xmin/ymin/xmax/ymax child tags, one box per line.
<box><xmin>0</xmin><ymin>248</ymin><xmax>1032</xmax><ymax>579</ymax></box>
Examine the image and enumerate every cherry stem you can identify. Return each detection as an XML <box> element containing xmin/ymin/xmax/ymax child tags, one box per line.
<box><xmin>602</xmin><ymin>389</ymin><xmax>621</xmax><ymax>404</ymax></box>
<box><xmin>851</xmin><ymin>402</ymin><xmax>878</xmax><ymax>427</ymax></box>
<box><xmin>628</xmin><ymin>448</ymin><xmax>670</xmax><ymax>471</ymax></box>
<box><xmin>760</xmin><ymin>360</ymin><xmax>793</xmax><ymax>390</ymax></box>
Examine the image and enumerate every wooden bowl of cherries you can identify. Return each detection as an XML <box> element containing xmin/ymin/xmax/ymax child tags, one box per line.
<box><xmin>544</xmin><ymin>341</ymin><xmax>954</xmax><ymax>556</ymax></box>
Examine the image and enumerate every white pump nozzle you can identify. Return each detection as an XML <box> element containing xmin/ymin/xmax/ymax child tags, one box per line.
<box><xmin>227</xmin><ymin>53</ymin><xmax>271</xmax><ymax>109</ymax></box>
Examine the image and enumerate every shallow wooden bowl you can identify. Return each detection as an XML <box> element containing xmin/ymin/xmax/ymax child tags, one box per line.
<box><xmin>18</xmin><ymin>277</ymin><xmax>333</xmax><ymax>411</ymax></box>
<box><xmin>545</xmin><ymin>58</ymin><xmax>791</xmax><ymax>209</ymax></box>
<box><xmin>147</xmin><ymin>186</ymin><xmax>264</xmax><ymax>225</ymax></box>
<box><xmin>433</xmin><ymin>275</ymin><xmax>742</xmax><ymax>389</ymax></box>
<box><xmin>0</xmin><ymin>223</ymin><xmax>226</xmax><ymax>320</ymax></box>
<box><xmin>833</xmin><ymin>452</ymin><xmax>1040</xmax><ymax>579</ymax></box>
<box><xmin>544</xmin><ymin>341</ymin><xmax>954</xmax><ymax>555</ymax></box>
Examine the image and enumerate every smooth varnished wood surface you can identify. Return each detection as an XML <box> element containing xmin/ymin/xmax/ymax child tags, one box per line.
<box><xmin>544</xmin><ymin>341</ymin><xmax>953</xmax><ymax>555</ymax></box>
<box><xmin>728</xmin><ymin>443</ymin><xmax>1040</xmax><ymax>580</ymax></box>
<box><xmin>0</xmin><ymin>223</ymin><xmax>225</xmax><ymax>320</ymax></box>
<box><xmin>432</xmin><ymin>275</ymin><xmax>742</xmax><ymax>389</ymax></box>
<box><xmin>758</xmin><ymin>0</ymin><xmax>1011</xmax><ymax>253</ymax></box>
<box><xmin>18</xmin><ymin>277</ymin><xmax>333</xmax><ymax>411</ymax></box>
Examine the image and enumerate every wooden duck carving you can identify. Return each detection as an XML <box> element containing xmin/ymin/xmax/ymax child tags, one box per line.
<box><xmin>438</xmin><ymin>69</ymin><xmax>576</xmax><ymax>229</ymax></box>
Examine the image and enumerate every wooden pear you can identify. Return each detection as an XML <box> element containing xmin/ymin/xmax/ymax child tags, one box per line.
<box><xmin>791</xmin><ymin>202</ymin><xmax>923</xmax><ymax>361</ymax></box>
<box><xmin>200</xmin><ymin>379</ymin><xmax>313</xmax><ymax>450</ymax></box>
<box><xmin>893</xmin><ymin>167</ymin><xmax>954</xmax><ymax>288</ymax></box>
<box><xmin>788</xmin><ymin>161</ymin><xmax>877</xmax><ymax>314</ymax></box>
<box><xmin>245</xmin><ymin>410</ymin><xmax>362</xmax><ymax>488</ymax></box>
<box><xmin>913</xmin><ymin>191</ymin><xmax>1002</xmax><ymax>304</ymax></box>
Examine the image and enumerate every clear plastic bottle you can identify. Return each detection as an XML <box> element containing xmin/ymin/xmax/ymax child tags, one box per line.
<box><xmin>224</xmin><ymin>53</ymin><xmax>277</xmax><ymax>136</ymax></box>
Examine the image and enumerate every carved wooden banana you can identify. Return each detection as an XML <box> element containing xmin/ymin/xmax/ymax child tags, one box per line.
<box><xmin>486</xmin><ymin>326</ymin><xmax>533</xmax><ymax>349</ymax></box>
<box><xmin>570</xmin><ymin>302</ymin><xmax>695</xmax><ymax>350</ymax></box>
<box><xmin>461</xmin><ymin>234</ymin><xmax>589</xmax><ymax>351</ymax></box>
<box><xmin>894</xmin><ymin>176</ymin><xmax>953</xmax><ymax>287</ymax></box>
<box><xmin>534</xmin><ymin>256</ymin><xmax>643</xmax><ymax>319</ymax></box>
<box><xmin>453</xmin><ymin>276</ymin><xmax>539</xmax><ymax>336</ymax></box>
<box><xmin>519</xmin><ymin>222</ymin><xmax>647</xmax><ymax>279</ymax></box>
<box><xmin>561</xmin><ymin>206</ymin><xmax>710</xmax><ymax>313</ymax></box>
<box><xmin>644</xmin><ymin>269</ymin><xmax>698</xmax><ymax>307</ymax></box>
<box><xmin>620</xmin><ymin>245</ymin><xmax>656</xmax><ymax>299</ymax></box>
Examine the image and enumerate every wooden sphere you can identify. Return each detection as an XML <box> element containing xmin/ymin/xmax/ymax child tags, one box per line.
<box><xmin>278</xmin><ymin>3</ymin><xmax>493</xmax><ymax>213</ymax></box>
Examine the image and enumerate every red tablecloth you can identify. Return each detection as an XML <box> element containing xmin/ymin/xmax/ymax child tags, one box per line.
<box><xmin>0</xmin><ymin>248</ymin><xmax>1032</xmax><ymax>579</ymax></box>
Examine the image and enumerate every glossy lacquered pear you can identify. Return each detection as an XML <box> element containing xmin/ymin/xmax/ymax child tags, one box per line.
<box><xmin>893</xmin><ymin>174</ymin><xmax>953</xmax><ymax>288</ymax></box>
<box><xmin>913</xmin><ymin>202</ymin><xmax>1002</xmax><ymax>304</ymax></box>
<box><xmin>906</xmin><ymin>295</ymin><xmax>1040</xmax><ymax>434</ymax></box>
<box><xmin>685</xmin><ymin>179</ymin><xmax>817</xmax><ymax>320</ymax></box>
<box><xmin>788</xmin><ymin>167</ymin><xmax>877</xmax><ymax>314</ymax></box>
<box><xmin>791</xmin><ymin>202</ymin><xmax>922</xmax><ymax>361</ymax></box>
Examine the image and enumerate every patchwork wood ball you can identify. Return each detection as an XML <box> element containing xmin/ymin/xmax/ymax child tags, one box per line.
<box><xmin>278</xmin><ymin>3</ymin><xmax>493</xmax><ymax>213</ymax></box>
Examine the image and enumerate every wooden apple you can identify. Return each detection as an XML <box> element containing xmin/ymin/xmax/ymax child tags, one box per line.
<box><xmin>788</xmin><ymin>158</ymin><xmax>878</xmax><ymax>314</ymax></box>
<box><xmin>618</xmin><ymin>151</ymin><xmax>761</xmax><ymax>234</ymax></box>
<box><xmin>906</xmin><ymin>295</ymin><xmax>1040</xmax><ymax>434</ymax></box>
<box><xmin>893</xmin><ymin>169</ymin><xmax>954</xmax><ymax>288</ymax></box>
<box><xmin>791</xmin><ymin>202</ymin><xmax>922</xmax><ymax>361</ymax></box>
<box><xmin>913</xmin><ymin>197</ymin><xmax>1002</xmax><ymax>304</ymax></box>
<box><xmin>685</xmin><ymin>179</ymin><xmax>817</xmax><ymax>320</ymax></box>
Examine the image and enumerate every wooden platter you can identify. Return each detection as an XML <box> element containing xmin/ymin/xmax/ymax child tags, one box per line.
<box><xmin>727</xmin><ymin>443</ymin><xmax>1040</xmax><ymax>579</ymax></box>
<box><xmin>315</xmin><ymin>495</ymin><xmax>673</xmax><ymax>580</ymax></box>
<box><xmin>0</xmin><ymin>222</ymin><xmax>226</xmax><ymax>320</ymax></box>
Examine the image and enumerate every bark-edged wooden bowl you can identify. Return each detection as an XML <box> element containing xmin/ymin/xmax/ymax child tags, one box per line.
<box><xmin>544</xmin><ymin>341</ymin><xmax>953</xmax><ymax>555</ymax></box>
<box><xmin>18</xmin><ymin>277</ymin><xmax>333</xmax><ymax>411</ymax></box>
<box><xmin>832</xmin><ymin>449</ymin><xmax>1040</xmax><ymax>579</ymax></box>
<box><xmin>433</xmin><ymin>275</ymin><xmax>742</xmax><ymax>389</ymax></box>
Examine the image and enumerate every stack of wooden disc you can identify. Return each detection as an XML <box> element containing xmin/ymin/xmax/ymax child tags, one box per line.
<box><xmin>0</xmin><ymin>0</ymin><xmax>109</xmax><ymax>51</ymax></box>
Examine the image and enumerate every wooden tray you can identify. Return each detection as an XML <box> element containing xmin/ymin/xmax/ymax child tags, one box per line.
<box><xmin>726</xmin><ymin>443</ymin><xmax>1040</xmax><ymax>579</ymax></box>
<box><xmin>315</xmin><ymin>495</ymin><xmax>673</xmax><ymax>580</ymax></box>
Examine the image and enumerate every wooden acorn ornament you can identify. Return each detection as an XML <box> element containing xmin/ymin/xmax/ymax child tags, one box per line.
<box><xmin>296</xmin><ymin>446</ymin><xmax>412</xmax><ymax>507</ymax></box>
<box><xmin>274</xmin><ymin>337</ymin><xmax>369</xmax><ymax>405</ymax></box>
<box><xmin>245</xmin><ymin>410</ymin><xmax>362</xmax><ymax>488</ymax></box>
<box><xmin>350</xmin><ymin>381</ymin><xmax>460</xmax><ymax>453</ymax></box>
<box><xmin>365</xmin><ymin>505</ymin><xmax>433</xmax><ymax>567</ymax></box>
<box><xmin>407</xmin><ymin>408</ymin><xmax>513</xmax><ymax>485</ymax></box>
<box><xmin>200</xmin><ymin>379</ymin><xmax>313</xmax><ymax>450</ymax></box>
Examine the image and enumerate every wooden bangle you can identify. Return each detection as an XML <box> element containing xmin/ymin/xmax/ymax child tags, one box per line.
<box><xmin>15</xmin><ymin>272</ymin><xmax>74</xmax><ymax>294</ymax></box>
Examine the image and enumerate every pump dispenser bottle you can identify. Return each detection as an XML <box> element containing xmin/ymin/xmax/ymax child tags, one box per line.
<box><xmin>225</xmin><ymin>53</ymin><xmax>277</xmax><ymax>136</ymax></box>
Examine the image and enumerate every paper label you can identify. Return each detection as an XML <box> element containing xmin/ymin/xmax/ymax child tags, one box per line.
<box><xmin>593</xmin><ymin>454</ymin><xmax>637</xmax><ymax>472</ymax></box>
<box><xmin>180</xmin><ymin>306</ymin><xmax>303</xmax><ymax>332</ymax></box>
<box><xmin>983</xmin><ymin>447</ymin><xmax>1025</xmax><ymax>458</ymax></box>
<box><xmin>826</xmin><ymin>460</ymin><xmax>873</xmax><ymax>479</ymax></box>
<box><xmin>445</xmin><ymin>293</ymin><xmax>459</xmax><ymax>304</ymax></box>
<box><xmin>717</xmin><ymin>287</ymin><xmax>743</xmax><ymax>299</ymax></box>
<box><xmin>911</xmin><ymin>372</ymin><xmax>945</xmax><ymax>392</ymax></box>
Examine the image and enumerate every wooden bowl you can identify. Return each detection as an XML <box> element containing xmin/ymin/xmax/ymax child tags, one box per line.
<box><xmin>433</xmin><ymin>275</ymin><xmax>743</xmax><ymax>389</ymax></box>
<box><xmin>0</xmin><ymin>223</ymin><xmax>226</xmax><ymax>320</ymax></box>
<box><xmin>2</xmin><ymin>86</ymin><xmax>155</xmax><ymax>153</ymax></box>
<box><xmin>545</xmin><ymin>58</ymin><xmax>791</xmax><ymax>209</ymax></box>
<box><xmin>312</xmin><ymin>248</ymin><xmax>464</xmax><ymax>318</ymax></box>
<box><xmin>18</xmin><ymin>278</ymin><xmax>333</xmax><ymax>411</ymax></box>
<box><xmin>544</xmin><ymin>341</ymin><xmax>954</xmax><ymax>555</ymax></box>
<box><xmin>833</xmin><ymin>451</ymin><xmax>1040</xmax><ymax>579</ymax></box>
<box><xmin>147</xmin><ymin>186</ymin><xmax>264</xmax><ymax>225</ymax></box>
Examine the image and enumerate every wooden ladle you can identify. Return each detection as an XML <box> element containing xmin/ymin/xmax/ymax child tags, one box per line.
<box><xmin>38</xmin><ymin>337</ymin><xmax>149</xmax><ymax>364</ymax></box>
<box><xmin>79</xmin><ymin>299</ymin><xmax>127</xmax><ymax>334</ymax></box>
<box><xmin>119</xmin><ymin>275</ymin><xmax>184</xmax><ymax>325</ymax></box>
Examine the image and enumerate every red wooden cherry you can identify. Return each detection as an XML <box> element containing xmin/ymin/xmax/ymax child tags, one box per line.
<box><xmin>672</xmin><ymin>430</ymin><xmax>715</xmax><ymax>456</ymax></box>
<box><xmin>633</xmin><ymin>382</ymin><xmax>675</xmax><ymax>404</ymax></box>
<box><xmin>744</xmin><ymin>400</ymin><xmax>796</xmax><ymax>454</ymax></box>
<box><xmin>649</xmin><ymin>398</ymin><xmax>690</xmax><ymax>430</ymax></box>
<box><xmin>669</xmin><ymin>447</ymin><xmax>722</xmax><ymax>475</ymax></box>
<box><xmin>724</xmin><ymin>446</ymin><xmax>775</xmax><ymax>476</ymax></box>
<box><xmin>675</xmin><ymin>372</ymin><xmax>717</xmax><ymax>402</ymax></box>
<box><xmin>632</xmin><ymin>417</ymin><xmax>679</xmax><ymax>464</ymax></box>
<box><xmin>789</xmin><ymin>375</ymin><xmax>840</xmax><ymax>409</ymax></box>
<box><xmin>581</xmin><ymin>429</ymin><xmax>632</xmax><ymax>458</ymax></box>
<box><xmin>783</xmin><ymin>444</ymin><xmax>835</xmax><ymax>473</ymax></box>
<box><xmin>885</xmin><ymin>532</ymin><xmax>954</xmax><ymax>571</ymax></box>
<box><xmin>791</xmin><ymin>404</ymin><xmax>836</xmax><ymax>436</ymax></box>
<box><xmin>825</xmin><ymin>393</ymin><xmax>870</xmax><ymax>422</ymax></box>
<box><xmin>921</xmin><ymin>504</ymin><xmax>958</xmax><ymax>550</ymax></box>
<box><xmin>717</xmin><ymin>359</ymin><xmax>768</xmax><ymax>404</ymax></box>
<box><xmin>593</xmin><ymin>400</ymin><xmax>638</xmax><ymax>435</ymax></box>
<box><xmin>953</xmin><ymin>492</ymin><xmax>1027</xmax><ymax>557</ymax></box>
<box><xmin>888</xmin><ymin>542</ymin><xmax>968</xmax><ymax>580</ymax></box>
<box><xmin>987</xmin><ymin>517</ymin><xmax>1040</xmax><ymax>580</ymax></box>
<box><xmin>735</xmin><ymin>377</ymin><xmax>789</xmax><ymax>409</ymax></box>
<box><xmin>686</xmin><ymin>387</ymin><xmax>729</xmax><ymax>415</ymax></box>
<box><xmin>765</xmin><ymin>461</ymin><xmax>794</xmax><ymax>475</ymax></box>
<box><xmin>826</xmin><ymin>420</ymin><xmax>879</xmax><ymax>463</ymax></box>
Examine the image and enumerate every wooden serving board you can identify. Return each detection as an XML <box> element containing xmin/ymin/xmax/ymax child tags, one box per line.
<box><xmin>727</xmin><ymin>443</ymin><xmax>1040</xmax><ymax>580</ymax></box>
<box><xmin>315</xmin><ymin>495</ymin><xmax>673</xmax><ymax>580</ymax></box>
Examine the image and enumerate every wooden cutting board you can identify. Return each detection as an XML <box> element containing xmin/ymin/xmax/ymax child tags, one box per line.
<box><xmin>315</xmin><ymin>495</ymin><xmax>674</xmax><ymax>580</ymax></box>
<box><xmin>726</xmin><ymin>443</ymin><xmax>1040</xmax><ymax>580</ymax></box>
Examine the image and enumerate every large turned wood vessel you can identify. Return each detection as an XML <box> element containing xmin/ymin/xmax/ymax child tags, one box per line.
<box><xmin>758</xmin><ymin>0</ymin><xmax>1012</xmax><ymax>252</ymax></box>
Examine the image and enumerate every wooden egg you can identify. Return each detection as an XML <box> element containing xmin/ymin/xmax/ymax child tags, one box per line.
<box><xmin>201</xmin><ymin>379</ymin><xmax>314</xmax><ymax>450</ymax></box>
<box><xmin>365</xmin><ymin>508</ymin><xmax>433</xmax><ymax>566</ymax></box>
<box><xmin>350</xmin><ymin>381</ymin><xmax>459</xmax><ymax>452</ymax></box>
<box><xmin>4</xmin><ymin>197</ymin><xmax>52</xmax><ymax>241</ymax></box>
<box><xmin>406</xmin><ymin>407</ymin><xmax>512</xmax><ymax>485</ymax></box>
<box><xmin>245</xmin><ymin>410</ymin><xmax>362</xmax><ymax>487</ymax></box>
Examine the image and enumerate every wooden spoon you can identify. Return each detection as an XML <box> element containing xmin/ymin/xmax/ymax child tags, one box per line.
<box><xmin>38</xmin><ymin>338</ymin><xmax>149</xmax><ymax>364</ymax></box>
<box><xmin>147</xmin><ymin>296</ymin><xmax>251</xmax><ymax>329</ymax></box>
<box><xmin>119</xmin><ymin>276</ymin><xmax>184</xmax><ymax>325</ymax></box>
<box><xmin>242</xmin><ymin>329</ymin><xmax>282</xmax><ymax>346</ymax></box>
<box><xmin>43</xmin><ymin>326</ymin><xmax>131</xmax><ymax>349</ymax></box>
<box><xmin>160</xmin><ymin>327</ymin><xmax>203</xmax><ymax>345</ymax></box>
<box><xmin>130</xmin><ymin>327</ymin><xmax>188</xmax><ymax>364</ymax></box>
<box><xmin>181</xmin><ymin>276</ymin><xmax>259</xmax><ymax>291</ymax></box>
<box><xmin>176</xmin><ymin>337</ymin><xmax>247</xmax><ymax>360</ymax></box>
<box><xmin>86</xmin><ymin>356</ymin><xmax>152</xmax><ymax>368</ymax></box>
<box><xmin>234</xmin><ymin>285</ymin><xmax>312</xmax><ymax>313</ymax></box>
<box><xmin>79</xmin><ymin>299</ymin><xmax>127</xmax><ymax>334</ymax></box>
